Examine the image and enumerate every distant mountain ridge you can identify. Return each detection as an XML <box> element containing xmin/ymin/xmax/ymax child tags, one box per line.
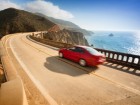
<box><xmin>35</xmin><ymin>13</ymin><xmax>93</xmax><ymax>35</ymax></box>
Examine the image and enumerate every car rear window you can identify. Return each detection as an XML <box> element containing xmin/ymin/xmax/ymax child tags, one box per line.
<box><xmin>85</xmin><ymin>47</ymin><xmax>101</xmax><ymax>55</ymax></box>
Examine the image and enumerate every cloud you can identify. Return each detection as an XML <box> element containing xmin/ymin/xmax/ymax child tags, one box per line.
<box><xmin>24</xmin><ymin>0</ymin><xmax>74</xmax><ymax>20</ymax></box>
<box><xmin>0</xmin><ymin>0</ymin><xmax>74</xmax><ymax>20</ymax></box>
<box><xmin>0</xmin><ymin>0</ymin><xmax>21</xmax><ymax>10</ymax></box>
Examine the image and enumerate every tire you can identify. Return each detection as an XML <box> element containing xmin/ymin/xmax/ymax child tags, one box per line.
<box><xmin>59</xmin><ymin>52</ymin><xmax>63</xmax><ymax>58</ymax></box>
<box><xmin>79</xmin><ymin>59</ymin><xmax>86</xmax><ymax>66</ymax></box>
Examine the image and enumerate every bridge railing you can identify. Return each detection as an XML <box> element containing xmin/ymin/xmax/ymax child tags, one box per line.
<box><xmin>95</xmin><ymin>48</ymin><xmax>140</xmax><ymax>69</ymax></box>
<box><xmin>30</xmin><ymin>33</ymin><xmax>140</xmax><ymax>69</ymax></box>
<box><xmin>29</xmin><ymin>35</ymin><xmax>73</xmax><ymax>48</ymax></box>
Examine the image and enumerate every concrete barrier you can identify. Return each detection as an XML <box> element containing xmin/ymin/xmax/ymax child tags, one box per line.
<box><xmin>0</xmin><ymin>34</ymin><xmax>28</xmax><ymax>105</ymax></box>
<box><xmin>0</xmin><ymin>41</ymin><xmax>6</xmax><ymax>57</ymax></box>
<box><xmin>0</xmin><ymin>77</ymin><xmax>28</xmax><ymax>105</ymax></box>
<box><xmin>1</xmin><ymin>56</ymin><xmax>18</xmax><ymax>81</ymax></box>
<box><xmin>29</xmin><ymin>35</ymin><xmax>73</xmax><ymax>48</ymax></box>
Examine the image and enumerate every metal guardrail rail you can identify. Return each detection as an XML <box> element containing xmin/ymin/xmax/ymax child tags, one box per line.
<box><xmin>30</xmin><ymin>33</ymin><xmax>140</xmax><ymax>69</ymax></box>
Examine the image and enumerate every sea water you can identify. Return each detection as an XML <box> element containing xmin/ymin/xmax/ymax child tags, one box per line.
<box><xmin>86</xmin><ymin>31</ymin><xmax>140</xmax><ymax>56</ymax></box>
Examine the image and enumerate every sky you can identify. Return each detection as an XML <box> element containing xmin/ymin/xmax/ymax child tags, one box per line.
<box><xmin>0</xmin><ymin>0</ymin><xmax>140</xmax><ymax>31</ymax></box>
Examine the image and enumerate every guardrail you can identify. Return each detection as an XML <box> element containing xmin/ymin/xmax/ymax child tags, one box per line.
<box><xmin>29</xmin><ymin>35</ymin><xmax>73</xmax><ymax>48</ymax></box>
<box><xmin>31</xmin><ymin>33</ymin><xmax>140</xmax><ymax>69</ymax></box>
<box><xmin>95</xmin><ymin>48</ymin><xmax>140</xmax><ymax>69</ymax></box>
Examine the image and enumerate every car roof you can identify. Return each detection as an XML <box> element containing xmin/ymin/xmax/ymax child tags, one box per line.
<box><xmin>74</xmin><ymin>45</ymin><xmax>91</xmax><ymax>49</ymax></box>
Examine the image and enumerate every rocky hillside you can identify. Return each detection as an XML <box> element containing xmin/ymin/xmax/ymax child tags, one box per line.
<box><xmin>0</xmin><ymin>8</ymin><xmax>55</xmax><ymax>35</ymax></box>
<box><xmin>44</xmin><ymin>29</ymin><xmax>89</xmax><ymax>46</ymax></box>
<box><xmin>0</xmin><ymin>8</ymin><xmax>89</xmax><ymax>45</ymax></box>
<box><xmin>36</xmin><ymin>13</ymin><xmax>93</xmax><ymax>35</ymax></box>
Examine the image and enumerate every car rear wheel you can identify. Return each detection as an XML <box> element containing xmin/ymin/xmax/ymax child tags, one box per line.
<box><xmin>79</xmin><ymin>59</ymin><xmax>86</xmax><ymax>66</ymax></box>
<box><xmin>59</xmin><ymin>52</ymin><xmax>63</xmax><ymax>58</ymax></box>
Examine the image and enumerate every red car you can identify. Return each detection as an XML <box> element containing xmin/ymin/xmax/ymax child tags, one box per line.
<box><xmin>59</xmin><ymin>45</ymin><xmax>106</xmax><ymax>66</ymax></box>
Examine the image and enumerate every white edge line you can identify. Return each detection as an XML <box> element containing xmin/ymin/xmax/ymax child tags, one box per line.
<box><xmin>9</xmin><ymin>36</ymin><xmax>58</xmax><ymax>105</ymax></box>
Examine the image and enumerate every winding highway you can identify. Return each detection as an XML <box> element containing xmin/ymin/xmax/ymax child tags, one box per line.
<box><xmin>4</xmin><ymin>33</ymin><xmax>140</xmax><ymax>105</ymax></box>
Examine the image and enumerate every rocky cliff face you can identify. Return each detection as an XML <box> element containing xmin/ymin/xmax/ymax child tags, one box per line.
<box><xmin>43</xmin><ymin>29</ymin><xmax>89</xmax><ymax>46</ymax></box>
<box><xmin>0</xmin><ymin>8</ymin><xmax>89</xmax><ymax>45</ymax></box>
<box><xmin>36</xmin><ymin>13</ymin><xmax>94</xmax><ymax>36</ymax></box>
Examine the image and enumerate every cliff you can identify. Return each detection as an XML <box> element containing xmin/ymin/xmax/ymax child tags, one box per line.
<box><xmin>35</xmin><ymin>13</ymin><xmax>93</xmax><ymax>35</ymax></box>
<box><xmin>0</xmin><ymin>8</ymin><xmax>89</xmax><ymax>45</ymax></box>
<box><xmin>44</xmin><ymin>29</ymin><xmax>89</xmax><ymax>46</ymax></box>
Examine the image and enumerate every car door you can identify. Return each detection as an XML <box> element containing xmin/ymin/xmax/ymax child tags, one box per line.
<box><xmin>62</xmin><ymin>48</ymin><xmax>71</xmax><ymax>58</ymax></box>
<box><xmin>65</xmin><ymin>47</ymin><xmax>76</xmax><ymax>60</ymax></box>
<box><xmin>71</xmin><ymin>47</ymin><xmax>85</xmax><ymax>62</ymax></box>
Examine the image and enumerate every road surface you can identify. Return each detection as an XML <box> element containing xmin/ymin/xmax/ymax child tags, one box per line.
<box><xmin>4</xmin><ymin>33</ymin><xmax>140</xmax><ymax>105</ymax></box>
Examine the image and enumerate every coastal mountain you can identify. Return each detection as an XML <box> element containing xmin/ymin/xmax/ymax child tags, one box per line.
<box><xmin>0</xmin><ymin>8</ymin><xmax>55</xmax><ymax>35</ymax></box>
<box><xmin>44</xmin><ymin>29</ymin><xmax>89</xmax><ymax>45</ymax></box>
<box><xmin>35</xmin><ymin>13</ymin><xmax>93</xmax><ymax>35</ymax></box>
<box><xmin>0</xmin><ymin>8</ymin><xmax>89</xmax><ymax>45</ymax></box>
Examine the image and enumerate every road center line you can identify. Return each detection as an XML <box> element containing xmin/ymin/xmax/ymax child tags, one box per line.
<box><xmin>21</xmin><ymin>35</ymin><xmax>140</xmax><ymax>96</ymax></box>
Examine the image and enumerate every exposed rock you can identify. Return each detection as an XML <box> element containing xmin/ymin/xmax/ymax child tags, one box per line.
<box><xmin>0</xmin><ymin>8</ymin><xmax>89</xmax><ymax>45</ymax></box>
<box><xmin>47</xmin><ymin>25</ymin><xmax>61</xmax><ymax>32</ymax></box>
<box><xmin>35</xmin><ymin>13</ymin><xmax>94</xmax><ymax>36</ymax></box>
<box><xmin>43</xmin><ymin>29</ymin><xmax>89</xmax><ymax>46</ymax></box>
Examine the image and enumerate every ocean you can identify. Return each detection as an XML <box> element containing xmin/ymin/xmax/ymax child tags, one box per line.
<box><xmin>86</xmin><ymin>31</ymin><xmax>140</xmax><ymax>56</ymax></box>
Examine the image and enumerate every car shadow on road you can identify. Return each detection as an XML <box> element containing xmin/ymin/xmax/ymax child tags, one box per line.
<box><xmin>44</xmin><ymin>56</ymin><xmax>99</xmax><ymax>76</ymax></box>
<box><xmin>103</xmin><ymin>62</ymin><xmax>140</xmax><ymax>76</ymax></box>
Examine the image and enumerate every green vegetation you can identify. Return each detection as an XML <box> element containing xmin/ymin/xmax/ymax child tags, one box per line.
<box><xmin>0</xmin><ymin>8</ymin><xmax>55</xmax><ymax>36</ymax></box>
<box><xmin>0</xmin><ymin>8</ymin><xmax>89</xmax><ymax>45</ymax></box>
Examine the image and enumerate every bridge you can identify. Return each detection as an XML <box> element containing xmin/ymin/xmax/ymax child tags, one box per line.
<box><xmin>0</xmin><ymin>32</ymin><xmax>140</xmax><ymax>105</ymax></box>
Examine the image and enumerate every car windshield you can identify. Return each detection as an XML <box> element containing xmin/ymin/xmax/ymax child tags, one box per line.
<box><xmin>85</xmin><ymin>47</ymin><xmax>101</xmax><ymax>55</ymax></box>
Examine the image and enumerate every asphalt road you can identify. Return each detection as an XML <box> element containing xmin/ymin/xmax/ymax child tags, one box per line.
<box><xmin>5</xmin><ymin>33</ymin><xmax>140</xmax><ymax>105</ymax></box>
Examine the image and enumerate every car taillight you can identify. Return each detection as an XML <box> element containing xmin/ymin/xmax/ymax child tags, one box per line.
<box><xmin>98</xmin><ymin>56</ymin><xmax>106</xmax><ymax>62</ymax></box>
